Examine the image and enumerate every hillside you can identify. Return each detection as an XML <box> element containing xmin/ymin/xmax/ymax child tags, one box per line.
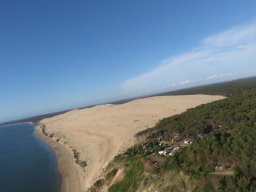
<box><xmin>89</xmin><ymin>91</ymin><xmax>256</xmax><ymax>191</ymax></box>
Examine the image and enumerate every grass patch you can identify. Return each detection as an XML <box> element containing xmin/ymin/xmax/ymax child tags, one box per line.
<box><xmin>108</xmin><ymin>158</ymin><xmax>144</xmax><ymax>192</ymax></box>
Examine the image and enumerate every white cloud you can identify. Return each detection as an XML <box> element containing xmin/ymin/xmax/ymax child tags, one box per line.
<box><xmin>179</xmin><ymin>80</ymin><xmax>190</xmax><ymax>85</ymax></box>
<box><xmin>206</xmin><ymin>74</ymin><xmax>218</xmax><ymax>79</ymax></box>
<box><xmin>121</xmin><ymin>21</ymin><xmax>256</xmax><ymax>97</ymax></box>
<box><xmin>203</xmin><ymin>23</ymin><xmax>256</xmax><ymax>47</ymax></box>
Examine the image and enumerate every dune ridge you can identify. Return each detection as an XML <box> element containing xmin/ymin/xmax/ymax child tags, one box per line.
<box><xmin>39</xmin><ymin>95</ymin><xmax>224</xmax><ymax>191</ymax></box>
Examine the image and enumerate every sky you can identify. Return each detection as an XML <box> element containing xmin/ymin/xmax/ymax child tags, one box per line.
<box><xmin>0</xmin><ymin>0</ymin><xmax>256</xmax><ymax>123</ymax></box>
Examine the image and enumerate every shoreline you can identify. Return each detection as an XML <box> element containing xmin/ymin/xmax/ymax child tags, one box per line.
<box><xmin>35</xmin><ymin>124</ymin><xmax>84</xmax><ymax>192</ymax></box>
<box><xmin>0</xmin><ymin>121</ymin><xmax>34</xmax><ymax>127</ymax></box>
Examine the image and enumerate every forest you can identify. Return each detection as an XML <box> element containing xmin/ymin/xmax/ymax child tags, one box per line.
<box><xmin>90</xmin><ymin>77</ymin><xmax>256</xmax><ymax>192</ymax></box>
<box><xmin>160</xmin><ymin>76</ymin><xmax>256</xmax><ymax>97</ymax></box>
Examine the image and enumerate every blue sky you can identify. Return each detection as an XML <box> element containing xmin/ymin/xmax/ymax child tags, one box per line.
<box><xmin>0</xmin><ymin>0</ymin><xmax>256</xmax><ymax>123</ymax></box>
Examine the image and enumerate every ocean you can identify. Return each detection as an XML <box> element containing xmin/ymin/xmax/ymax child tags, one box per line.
<box><xmin>0</xmin><ymin>123</ymin><xmax>61</xmax><ymax>192</ymax></box>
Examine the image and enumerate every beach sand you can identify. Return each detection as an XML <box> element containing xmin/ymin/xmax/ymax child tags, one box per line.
<box><xmin>36</xmin><ymin>127</ymin><xmax>84</xmax><ymax>192</ymax></box>
<box><xmin>39</xmin><ymin>95</ymin><xmax>224</xmax><ymax>191</ymax></box>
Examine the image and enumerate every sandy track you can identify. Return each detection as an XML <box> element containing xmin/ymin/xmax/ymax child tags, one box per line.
<box><xmin>40</xmin><ymin>95</ymin><xmax>224</xmax><ymax>190</ymax></box>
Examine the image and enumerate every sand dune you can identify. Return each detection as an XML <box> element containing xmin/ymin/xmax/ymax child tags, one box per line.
<box><xmin>40</xmin><ymin>95</ymin><xmax>224</xmax><ymax>190</ymax></box>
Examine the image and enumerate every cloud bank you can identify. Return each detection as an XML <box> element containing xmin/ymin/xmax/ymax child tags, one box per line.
<box><xmin>121</xmin><ymin>21</ymin><xmax>256</xmax><ymax>96</ymax></box>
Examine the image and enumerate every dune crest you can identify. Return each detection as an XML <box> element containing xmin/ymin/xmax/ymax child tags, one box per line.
<box><xmin>40</xmin><ymin>95</ymin><xmax>224</xmax><ymax>190</ymax></box>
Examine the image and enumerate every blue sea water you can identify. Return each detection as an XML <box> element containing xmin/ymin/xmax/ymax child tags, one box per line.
<box><xmin>0</xmin><ymin>123</ymin><xmax>61</xmax><ymax>192</ymax></box>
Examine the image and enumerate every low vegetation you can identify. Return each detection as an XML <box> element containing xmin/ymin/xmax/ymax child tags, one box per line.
<box><xmin>108</xmin><ymin>158</ymin><xmax>144</xmax><ymax>192</ymax></box>
<box><xmin>72</xmin><ymin>149</ymin><xmax>87</xmax><ymax>168</ymax></box>
<box><xmin>41</xmin><ymin>124</ymin><xmax>87</xmax><ymax>169</ymax></box>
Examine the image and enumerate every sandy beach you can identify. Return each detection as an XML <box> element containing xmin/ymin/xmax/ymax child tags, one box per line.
<box><xmin>36</xmin><ymin>127</ymin><xmax>84</xmax><ymax>192</ymax></box>
<box><xmin>38</xmin><ymin>95</ymin><xmax>224</xmax><ymax>190</ymax></box>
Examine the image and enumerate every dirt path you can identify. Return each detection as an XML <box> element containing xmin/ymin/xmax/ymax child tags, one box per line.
<box><xmin>209</xmin><ymin>170</ymin><xmax>234</xmax><ymax>176</ymax></box>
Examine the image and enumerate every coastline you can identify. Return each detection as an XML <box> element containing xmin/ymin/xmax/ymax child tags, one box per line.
<box><xmin>35</xmin><ymin>124</ymin><xmax>84</xmax><ymax>192</ymax></box>
<box><xmin>0</xmin><ymin>121</ymin><xmax>34</xmax><ymax>127</ymax></box>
